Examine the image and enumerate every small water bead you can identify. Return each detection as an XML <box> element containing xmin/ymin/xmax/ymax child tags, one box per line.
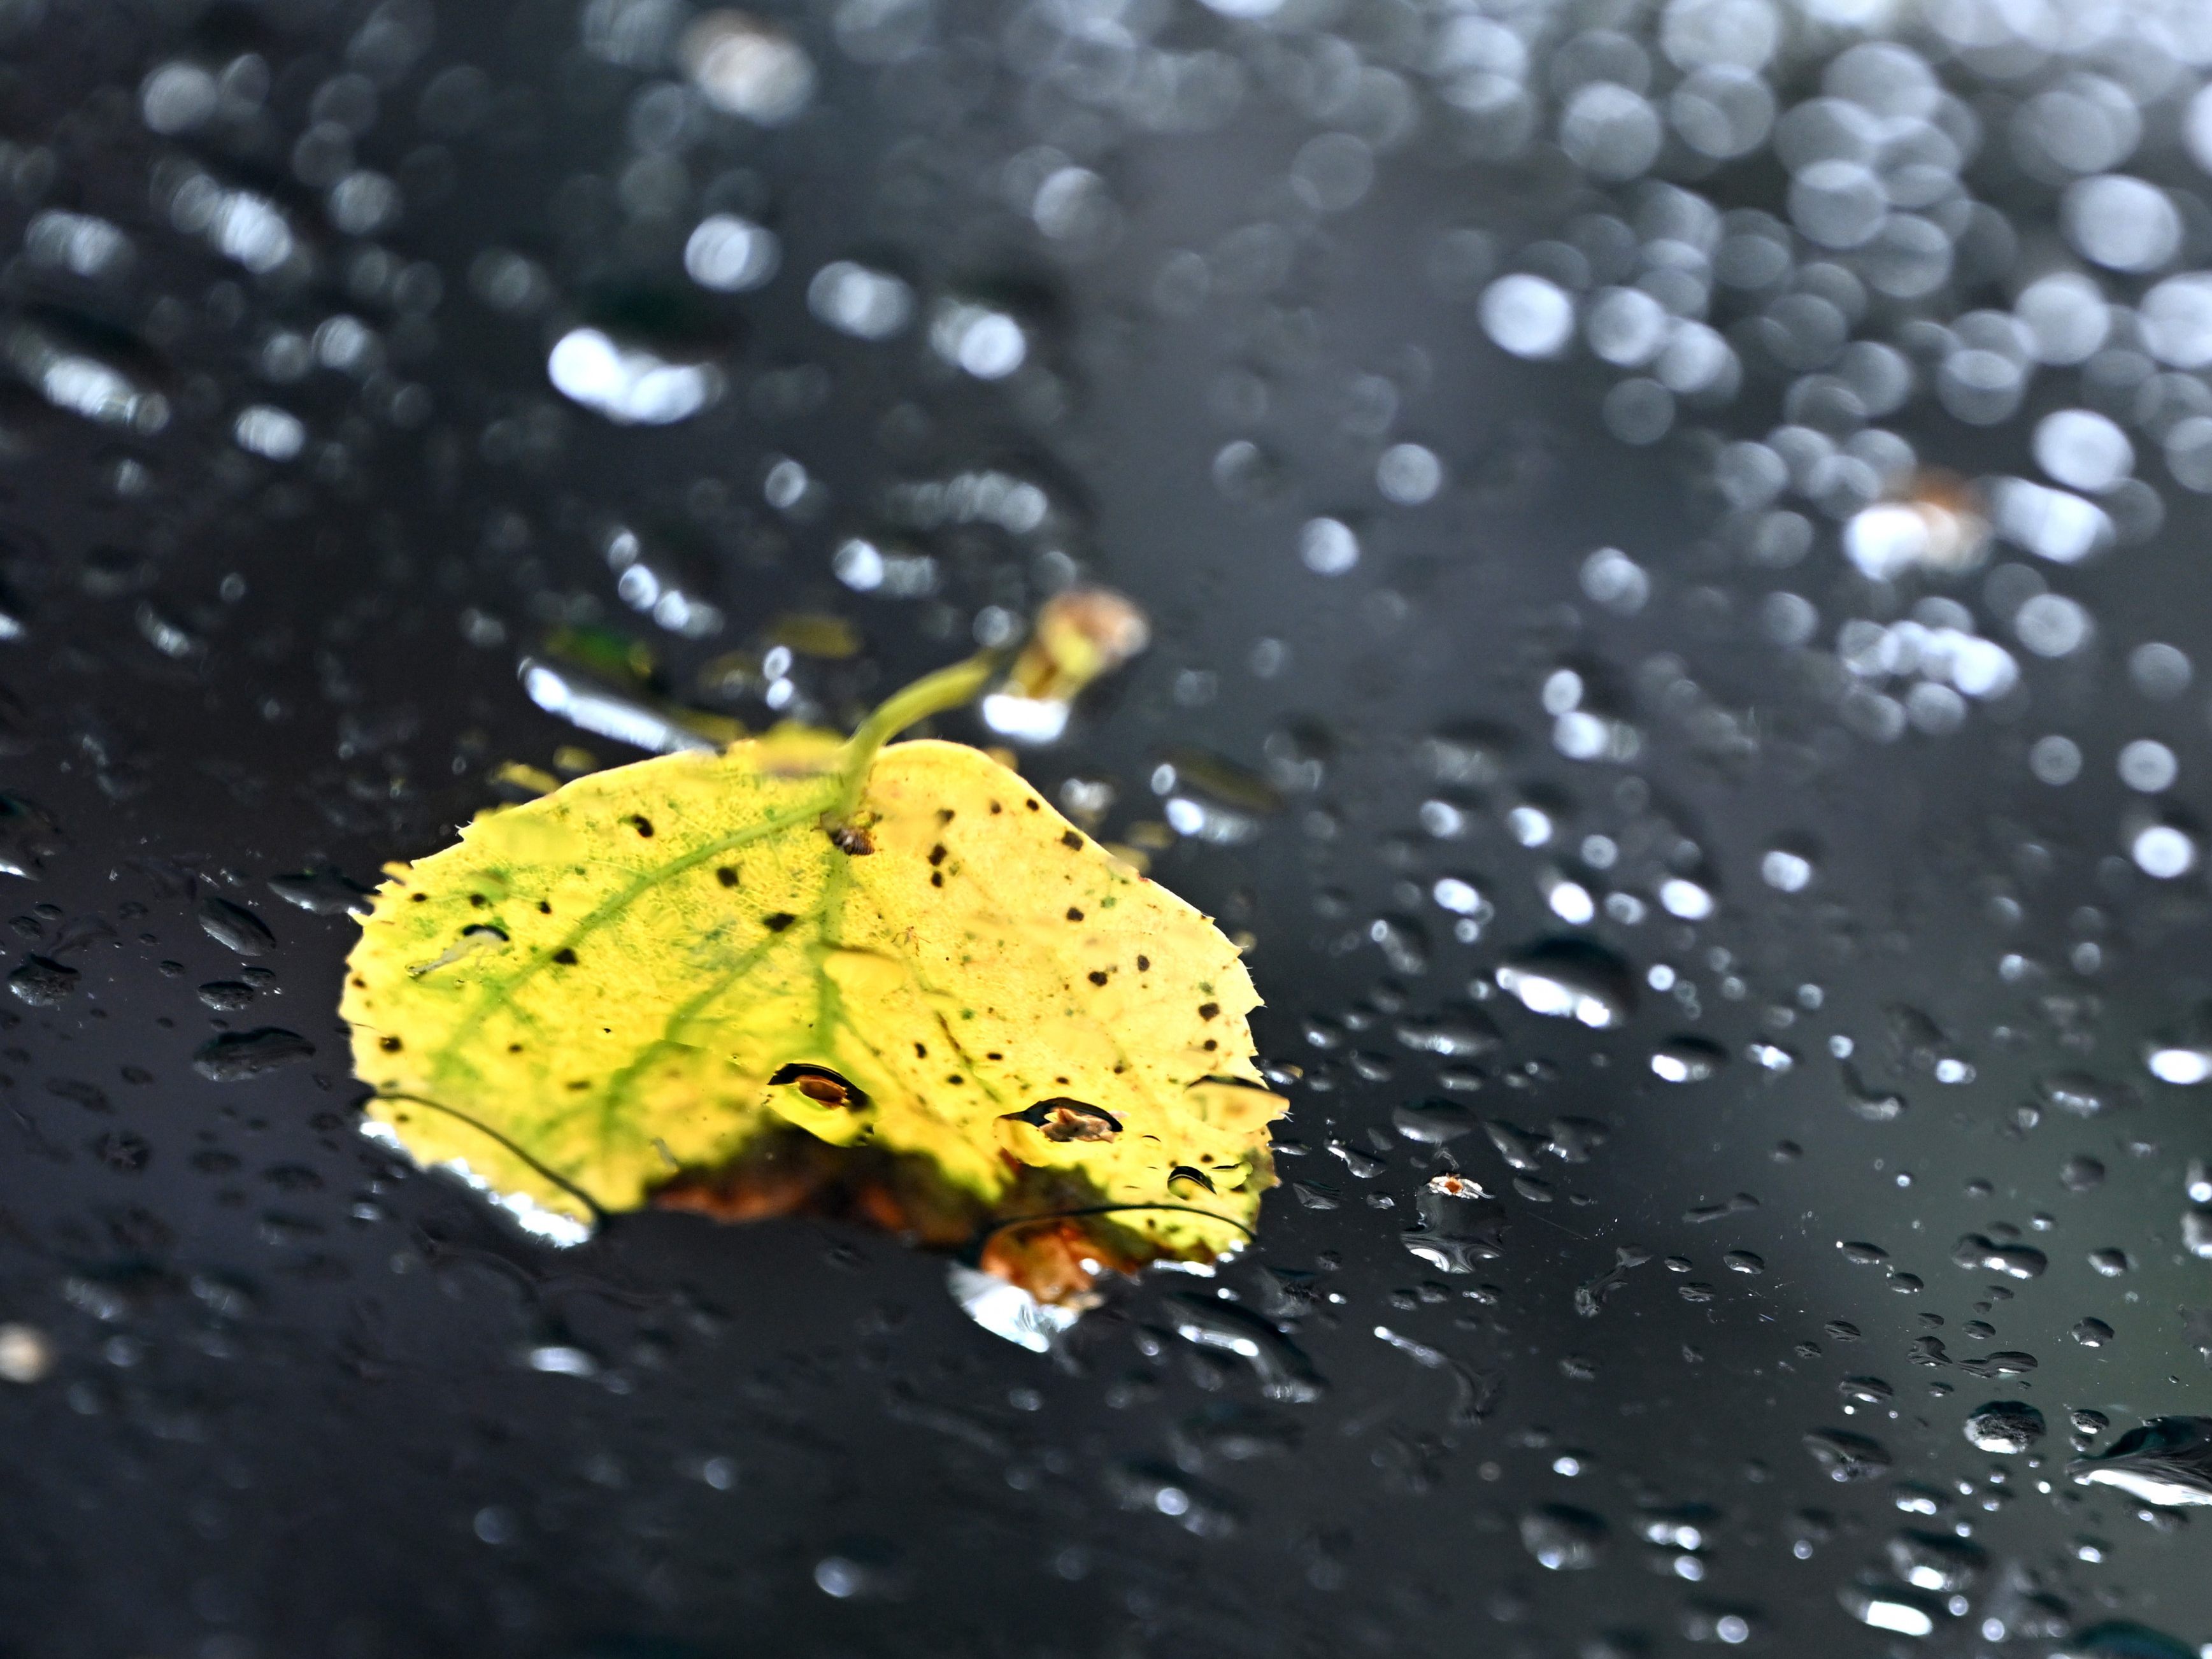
<box><xmin>1963</xmin><ymin>1401</ymin><xmax>2044</xmax><ymax>1455</ymax></box>
<box><xmin>141</xmin><ymin>61</ymin><xmax>220</xmax><ymax>134</ymax></box>
<box><xmin>2015</xmin><ymin>272</ymin><xmax>2111</xmax><ymax>366</ymax></box>
<box><xmin>1855</xmin><ymin>213</ymin><xmax>1951</xmax><ymax>300</ymax></box>
<box><xmin>1480</xmin><ymin>274</ymin><xmax>1574</xmax><ymax>359</ymax></box>
<box><xmin>1290</xmin><ymin>133</ymin><xmax>1374</xmax><ymax>213</ymax></box>
<box><xmin>1658</xmin><ymin>322</ymin><xmax>1737</xmax><ymax>396</ymax></box>
<box><xmin>2013</xmin><ymin>594</ymin><xmax>2092</xmax><ymax>658</ymax></box>
<box><xmin>2167</xmin><ymin>418</ymin><xmax>2212</xmax><ymax>492</ymax></box>
<box><xmin>681</xmin><ymin>10</ymin><xmax>815</xmax><ymax>125</ymax></box>
<box><xmin>1559</xmin><ymin>83</ymin><xmax>1662</xmax><ymax>182</ymax></box>
<box><xmin>2129</xmin><ymin>822</ymin><xmax>2197</xmax><ymax>880</ymax></box>
<box><xmin>2033</xmin><ymin>410</ymin><xmax>2133</xmax><ymax>494</ymax></box>
<box><xmin>808</xmin><ymin>262</ymin><xmax>914</xmax><ymax>339</ymax></box>
<box><xmin>2128</xmin><ymin>642</ymin><xmax>2193</xmax><ymax>699</ymax></box>
<box><xmin>1842</xmin><ymin>1586</ymin><xmax>1939</xmax><ymax>1638</ymax></box>
<box><xmin>1759</xmin><ymin>591</ymin><xmax>1816</xmax><ymax>647</ymax></box>
<box><xmin>1790</xmin><ymin>159</ymin><xmax>1887</xmax><ymax>249</ymax></box>
<box><xmin>1580</xmin><ymin>547</ymin><xmax>1649</xmax><ymax>614</ymax></box>
<box><xmin>1747</xmin><ymin>1041</ymin><xmax>1796</xmax><ymax>1073</ymax></box>
<box><xmin>1299</xmin><ymin>518</ymin><xmax>1359</xmax><ymax>576</ymax></box>
<box><xmin>1545</xmin><ymin>874</ymin><xmax>1596</xmax><ymax>925</ymax></box>
<box><xmin>1937</xmin><ymin>346</ymin><xmax>2027</xmax><ymax>427</ymax></box>
<box><xmin>1990</xmin><ymin>478</ymin><xmax>2112</xmax><ymax>565</ymax></box>
<box><xmin>1775</xmin><ymin>97</ymin><xmax>1880</xmax><ymax>174</ymax></box>
<box><xmin>1585</xmin><ymin>287</ymin><xmax>1669</xmax><ymax>366</ymax></box>
<box><xmin>1520</xmin><ymin>1504</ymin><xmax>1608</xmax><ymax>1570</ymax></box>
<box><xmin>1904</xmin><ymin>683</ymin><xmax>1965</xmax><ymax>734</ymax></box>
<box><xmin>25</xmin><ymin>210</ymin><xmax>132</xmax><ymax>280</ymax></box>
<box><xmin>1658</xmin><ymin>876</ymin><xmax>1715</xmax><ymax>920</ymax></box>
<box><xmin>1376</xmin><ymin>444</ymin><xmax>1443</xmax><ymax>505</ymax></box>
<box><xmin>1671</xmin><ymin>66</ymin><xmax>1774</xmax><ymax>159</ymax></box>
<box><xmin>1602</xmin><ymin>379</ymin><xmax>1673</xmax><ymax>445</ymax></box>
<box><xmin>232</xmin><ymin>405</ymin><xmax>306</xmax><ymax>460</ymax></box>
<box><xmin>2063</xmin><ymin>175</ymin><xmax>2181</xmax><ymax>273</ymax></box>
<box><xmin>2015</xmin><ymin>75</ymin><xmax>2141</xmax><ymax>178</ymax></box>
<box><xmin>2141</xmin><ymin>274</ymin><xmax>2212</xmax><ymax>369</ymax></box>
<box><xmin>2118</xmin><ymin>739</ymin><xmax>2178</xmax><ymax>793</ymax></box>
<box><xmin>684</xmin><ymin>215</ymin><xmax>780</xmax><ymax>292</ymax></box>
<box><xmin>1496</xmin><ymin>940</ymin><xmax>1633</xmax><ymax>1028</ymax></box>
<box><xmin>1659</xmin><ymin>0</ymin><xmax>1780</xmax><ymax>72</ymax></box>
<box><xmin>1506</xmin><ymin>804</ymin><xmax>1553</xmax><ymax>846</ymax></box>
<box><xmin>548</xmin><ymin>329</ymin><xmax>722</xmax><ymax>425</ymax></box>
<box><xmin>930</xmin><ymin>303</ymin><xmax>1026</xmax><ymax>380</ymax></box>
<box><xmin>1651</xmin><ymin>1037</ymin><xmax>1725</xmax><ymax>1083</ymax></box>
<box><xmin>0</xmin><ymin>1323</ymin><xmax>53</xmax><ymax>1385</ymax></box>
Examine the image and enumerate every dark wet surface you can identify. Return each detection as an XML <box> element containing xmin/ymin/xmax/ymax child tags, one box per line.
<box><xmin>6</xmin><ymin>1</ymin><xmax>2212</xmax><ymax>1655</ymax></box>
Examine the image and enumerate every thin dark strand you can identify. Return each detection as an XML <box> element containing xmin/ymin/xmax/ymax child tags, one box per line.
<box><xmin>373</xmin><ymin>1090</ymin><xmax>610</xmax><ymax>1224</ymax></box>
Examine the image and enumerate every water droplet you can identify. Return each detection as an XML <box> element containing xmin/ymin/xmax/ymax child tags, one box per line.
<box><xmin>1652</xmin><ymin>1037</ymin><xmax>1726</xmax><ymax>1083</ymax></box>
<box><xmin>807</xmin><ymin>262</ymin><xmax>915</xmax><ymax>340</ymax></box>
<box><xmin>1495</xmin><ymin>940</ymin><xmax>1633</xmax><ymax>1028</ymax></box>
<box><xmin>2069</xmin><ymin>1418</ymin><xmax>2212</xmax><ymax>1507</ymax></box>
<box><xmin>681</xmin><ymin>10</ymin><xmax>815</xmax><ymax>125</ymax></box>
<box><xmin>1298</xmin><ymin>517</ymin><xmax>1359</xmax><ymax>576</ymax></box>
<box><xmin>1520</xmin><ymin>1504</ymin><xmax>1608</xmax><ymax>1569</ymax></box>
<box><xmin>1804</xmin><ymin>1428</ymin><xmax>1892</xmax><ymax>1481</ymax></box>
<box><xmin>1480</xmin><ymin>274</ymin><xmax>1574</xmax><ymax>359</ymax></box>
<box><xmin>684</xmin><ymin>214</ymin><xmax>780</xmax><ymax>292</ymax></box>
<box><xmin>192</xmin><ymin>1028</ymin><xmax>316</xmax><ymax>1082</ymax></box>
<box><xmin>547</xmin><ymin>328</ymin><xmax>723</xmax><ymax>425</ymax></box>
<box><xmin>1951</xmin><ymin>1234</ymin><xmax>2046</xmax><ymax>1279</ymax></box>
<box><xmin>1963</xmin><ymin>1400</ymin><xmax>2044</xmax><ymax>1454</ymax></box>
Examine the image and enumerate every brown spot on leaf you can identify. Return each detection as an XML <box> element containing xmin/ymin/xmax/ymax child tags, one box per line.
<box><xmin>768</xmin><ymin>1063</ymin><xmax>869</xmax><ymax>1111</ymax></box>
<box><xmin>1003</xmin><ymin>1097</ymin><xmax>1123</xmax><ymax>1143</ymax></box>
<box><xmin>1198</xmin><ymin>1002</ymin><xmax>1219</xmax><ymax>1020</ymax></box>
<box><xmin>629</xmin><ymin>815</ymin><xmax>655</xmax><ymax>837</ymax></box>
<box><xmin>762</xmin><ymin>913</ymin><xmax>796</xmax><ymax>932</ymax></box>
<box><xmin>929</xmin><ymin>844</ymin><xmax>947</xmax><ymax>865</ymax></box>
<box><xmin>1060</xmin><ymin>830</ymin><xmax>1081</xmax><ymax>849</ymax></box>
<box><xmin>378</xmin><ymin>1036</ymin><xmax>403</xmax><ymax>1052</ymax></box>
<box><xmin>1066</xmin><ymin>906</ymin><xmax>1084</xmax><ymax>922</ymax></box>
<box><xmin>716</xmin><ymin>866</ymin><xmax>739</xmax><ymax>888</ymax></box>
<box><xmin>552</xmin><ymin>947</ymin><xmax>578</xmax><ymax>965</ymax></box>
<box><xmin>1088</xmin><ymin>970</ymin><xmax>1109</xmax><ymax>986</ymax></box>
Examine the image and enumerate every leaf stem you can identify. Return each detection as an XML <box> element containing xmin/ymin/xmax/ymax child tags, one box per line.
<box><xmin>834</xmin><ymin>649</ymin><xmax>1001</xmax><ymax>816</ymax></box>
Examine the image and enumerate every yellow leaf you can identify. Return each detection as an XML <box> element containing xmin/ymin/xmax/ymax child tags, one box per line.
<box><xmin>342</xmin><ymin>651</ymin><xmax>1285</xmax><ymax>1301</ymax></box>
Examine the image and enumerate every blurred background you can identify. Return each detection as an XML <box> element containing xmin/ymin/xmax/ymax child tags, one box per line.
<box><xmin>4</xmin><ymin>0</ymin><xmax>2212</xmax><ymax>1653</ymax></box>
